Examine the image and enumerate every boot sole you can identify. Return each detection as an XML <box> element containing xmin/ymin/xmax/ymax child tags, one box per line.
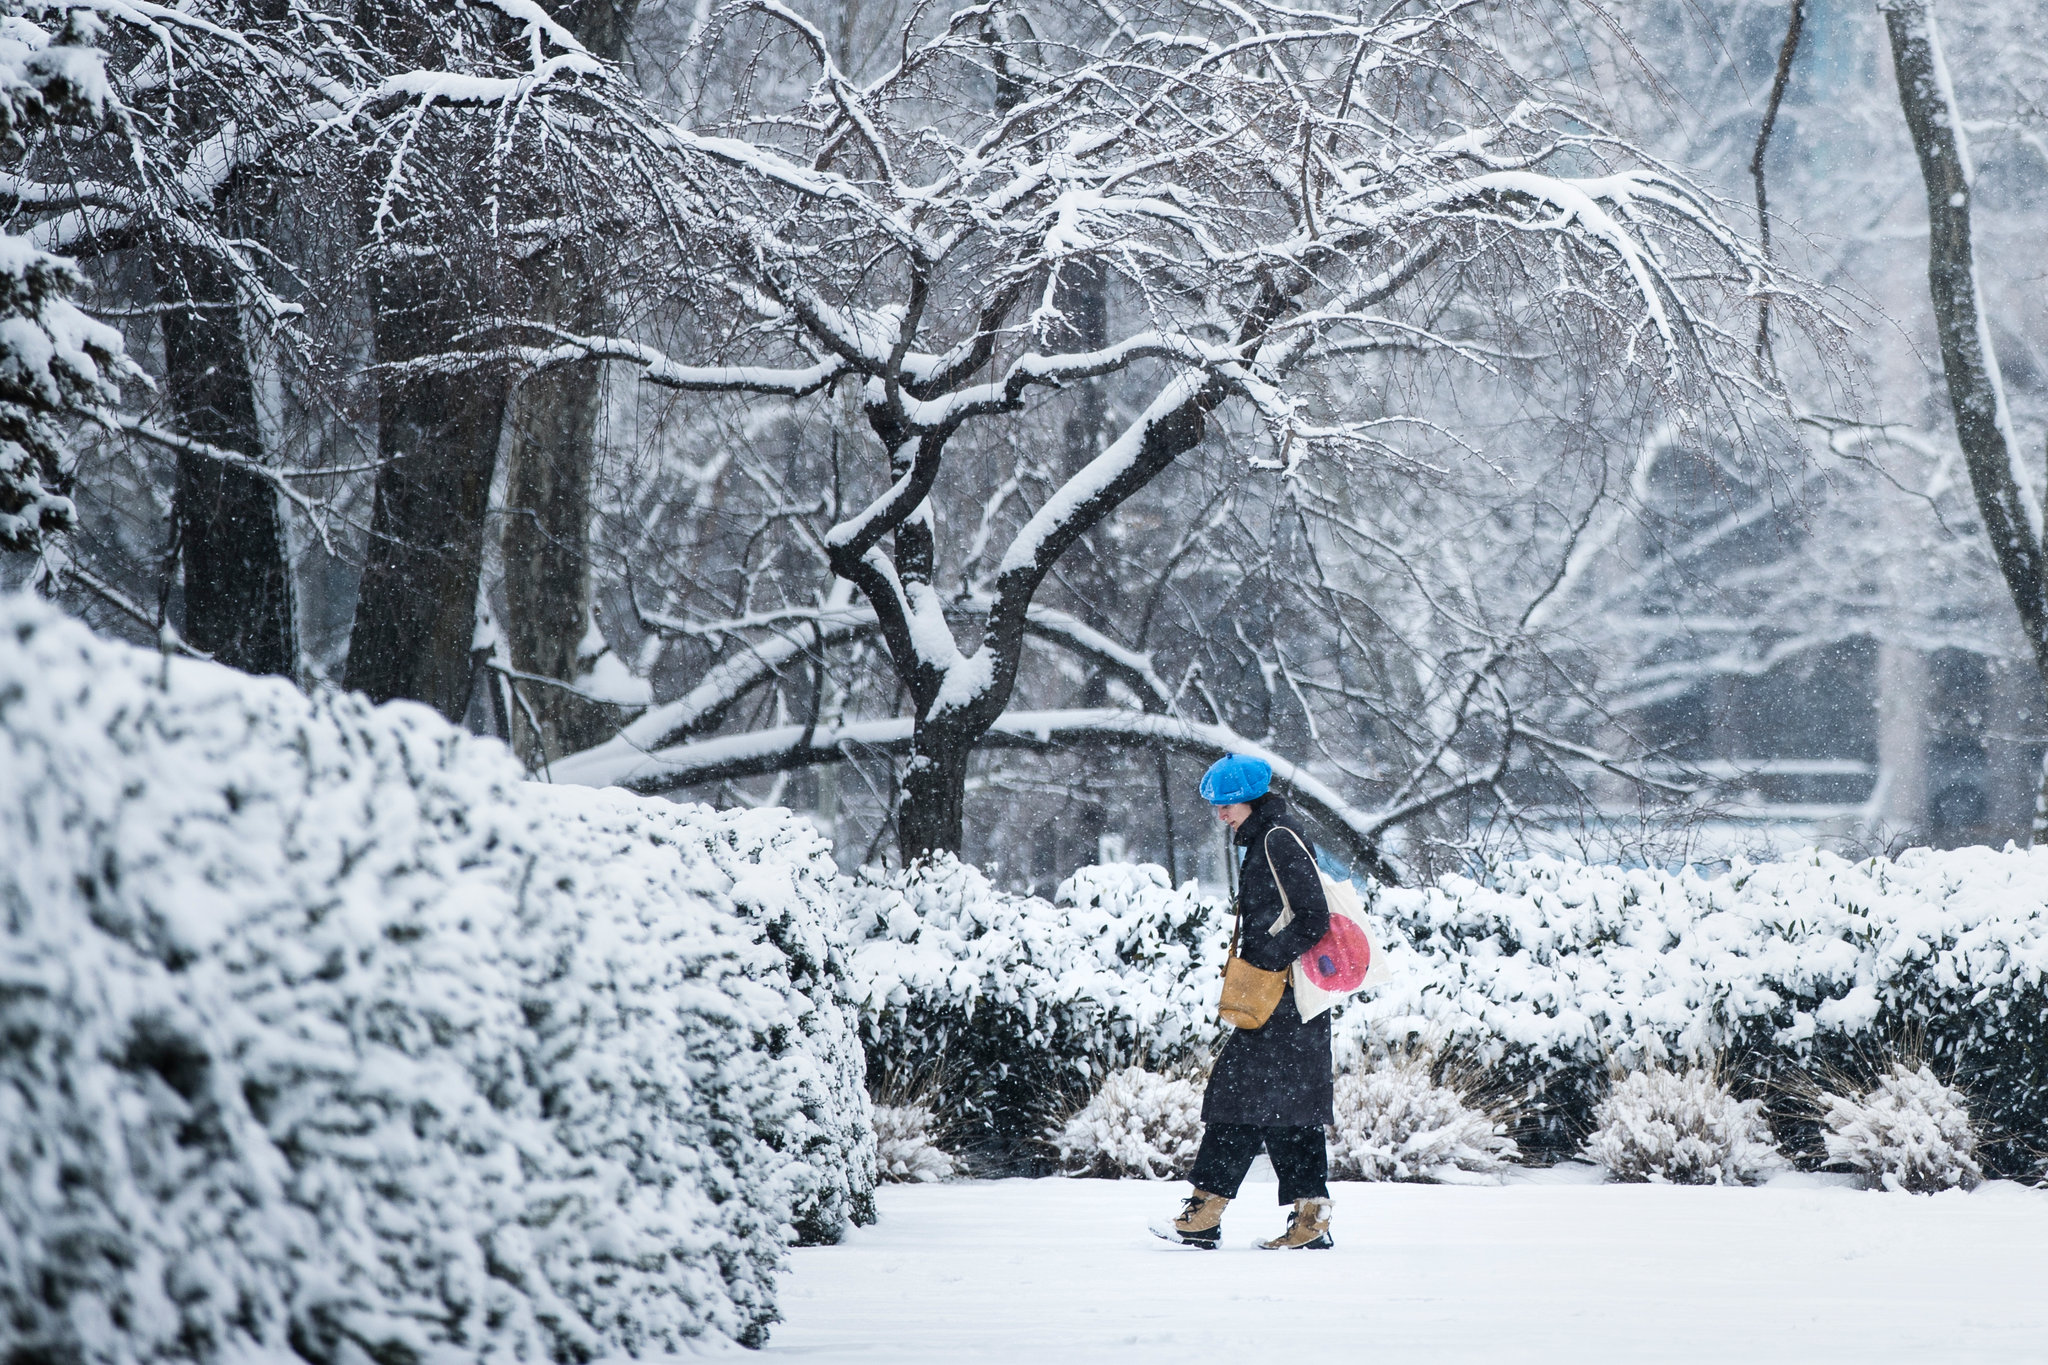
<box><xmin>1257</xmin><ymin>1233</ymin><xmax>1334</xmax><ymax>1250</ymax></box>
<box><xmin>1149</xmin><ymin>1225</ymin><xmax>1220</xmax><ymax>1249</ymax></box>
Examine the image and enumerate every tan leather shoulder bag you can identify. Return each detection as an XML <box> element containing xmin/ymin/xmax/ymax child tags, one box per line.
<box><xmin>1216</xmin><ymin>829</ymin><xmax>1294</xmax><ymax>1029</ymax></box>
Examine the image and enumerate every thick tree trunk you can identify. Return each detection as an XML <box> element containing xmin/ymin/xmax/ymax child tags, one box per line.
<box><xmin>1884</xmin><ymin>1</ymin><xmax>2048</xmax><ymax>844</ymax></box>
<box><xmin>159</xmin><ymin>250</ymin><xmax>297</xmax><ymax>676</ymax></box>
<box><xmin>495</xmin><ymin>0</ymin><xmax>639</xmax><ymax>761</ymax></box>
<box><xmin>343</xmin><ymin>264</ymin><xmax>509</xmax><ymax>717</ymax></box>
<box><xmin>501</xmin><ymin>347</ymin><xmax>605</xmax><ymax>756</ymax></box>
<box><xmin>897</xmin><ymin>724</ymin><xmax>974</xmax><ymax>862</ymax></box>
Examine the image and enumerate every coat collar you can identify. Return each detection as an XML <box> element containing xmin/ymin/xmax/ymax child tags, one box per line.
<box><xmin>1232</xmin><ymin>792</ymin><xmax>1291</xmax><ymax>848</ymax></box>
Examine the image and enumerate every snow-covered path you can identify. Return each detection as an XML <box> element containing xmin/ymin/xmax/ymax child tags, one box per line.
<box><xmin>765</xmin><ymin>1167</ymin><xmax>2048</xmax><ymax>1363</ymax></box>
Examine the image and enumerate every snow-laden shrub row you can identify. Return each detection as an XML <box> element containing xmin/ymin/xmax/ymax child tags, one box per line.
<box><xmin>1053</xmin><ymin>1066</ymin><xmax>1205</xmax><ymax>1179</ymax></box>
<box><xmin>1347</xmin><ymin>850</ymin><xmax>2048</xmax><ymax>1169</ymax></box>
<box><xmin>1047</xmin><ymin>1055</ymin><xmax>1517</xmax><ymax>1184</ymax></box>
<box><xmin>843</xmin><ymin>858</ymin><xmax>1226</xmax><ymax>1162</ymax></box>
<box><xmin>0</xmin><ymin>596</ymin><xmax>873</xmax><ymax>1361</ymax></box>
<box><xmin>685</xmin><ymin>804</ymin><xmax>878</xmax><ymax>1244</ymax></box>
<box><xmin>1583</xmin><ymin>1062</ymin><xmax>1782</xmax><ymax>1185</ymax></box>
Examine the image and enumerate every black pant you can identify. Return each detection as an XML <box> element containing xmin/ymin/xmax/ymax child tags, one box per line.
<box><xmin>1187</xmin><ymin>1122</ymin><xmax>1329</xmax><ymax>1204</ymax></box>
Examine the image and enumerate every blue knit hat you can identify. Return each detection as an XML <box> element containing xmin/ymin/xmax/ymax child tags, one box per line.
<box><xmin>1199</xmin><ymin>753</ymin><xmax>1272</xmax><ymax>805</ymax></box>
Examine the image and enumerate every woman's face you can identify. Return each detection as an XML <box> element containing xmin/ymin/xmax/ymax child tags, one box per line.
<box><xmin>1213</xmin><ymin>801</ymin><xmax>1253</xmax><ymax>831</ymax></box>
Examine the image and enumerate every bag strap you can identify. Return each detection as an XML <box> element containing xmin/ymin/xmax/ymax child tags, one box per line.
<box><xmin>1227</xmin><ymin>822</ymin><xmax>1315</xmax><ymax>965</ymax></box>
<box><xmin>1261</xmin><ymin>825</ymin><xmax>1317</xmax><ymax>936</ymax></box>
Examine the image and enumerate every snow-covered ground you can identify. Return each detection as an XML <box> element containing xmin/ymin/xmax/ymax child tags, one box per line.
<box><xmin>766</xmin><ymin>1166</ymin><xmax>2048</xmax><ymax>1363</ymax></box>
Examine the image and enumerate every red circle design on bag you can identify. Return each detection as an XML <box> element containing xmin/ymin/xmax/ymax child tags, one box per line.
<box><xmin>1299</xmin><ymin>914</ymin><xmax>1371</xmax><ymax>992</ymax></box>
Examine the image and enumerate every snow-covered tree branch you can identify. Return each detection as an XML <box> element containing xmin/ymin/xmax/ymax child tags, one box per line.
<box><xmin>548</xmin><ymin>0</ymin><xmax>1797</xmax><ymax>862</ymax></box>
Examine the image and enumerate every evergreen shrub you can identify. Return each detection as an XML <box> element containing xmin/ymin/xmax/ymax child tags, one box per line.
<box><xmin>1819</xmin><ymin>1060</ymin><xmax>1982</xmax><ymax>1193</ymax></box>
<box><xmin>844</xmin><ymin>859</ymin><xmax>1225</xmax><ymax>1166</ymax></box>
<box><xmin>1328</xmin><ymin>1052</ymin><xmax>1519</xmax><ymax>1182</ymax></box>
<box><xmin>872</xmin><ymin>1103</ymin><xmax>961</xmax><ymax>1182</ymax></box>
<box><xmin>1346</xmin><ymin>852</ymin><xmax>2048</xmax><ymax>1173</ymax></box>
<box><xmin>0</xmin><ymin>596</ymin><xmax>873</xmax><ymax>1360</ymax></box>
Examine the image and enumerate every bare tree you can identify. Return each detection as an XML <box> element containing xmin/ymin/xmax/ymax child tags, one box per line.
<box><xmin>342</xmin><ymin>1</ymin><xmax>641</xmax><ymax>719</ymax></box>
<box><xmin>9</xmin><ymin>2</ymin><xmax>323</xmax><ymax>670</ymax></box>
<box><xmin>528</xmin><ymin>0</ymin><xmax>1788</xmax><ymax>864</ymax></box>
<box><xmin>7</xmin><ymin>2</ymin><xmax>654</xmax><ymax>707</ymax></box>
<box><xmin>497</xmin><ymin>0</ymin><xmax>645</xmax><ymax>761</ymax></box>
<box><xmin>1881</xmin><ymin>0</ymin><xmax>2048</xmax><ymax>839</ymax></box>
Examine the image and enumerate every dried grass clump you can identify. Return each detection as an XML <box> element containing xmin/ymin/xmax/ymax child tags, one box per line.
<box><xmin>1820</xmin><ymin>1061</ymin><xmax>1981</xmax><ymax>1194</ymax></box>
<box><xmin>872</xmin><ymin>1102</ymin><xmax>960</xmax><ymax>1182</ymax></box>
<box><xmin>1328</xmin><ymin>1051</ymin><xmax>1519</xmax><ymax>1182</ymax></box>
<box><xmin>1053</xmin><ymin>1066</ymin><xmax>1204</xmax><ymax>1179</ymax></box>
<box><xmin>1584</xmin><ymin>1060</ymin><xmax>1781</xmax><ymax>1185</ymax></box>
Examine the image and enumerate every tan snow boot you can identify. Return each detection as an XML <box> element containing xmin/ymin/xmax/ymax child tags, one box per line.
<box><xmin>1259</xmin><ymin>1197</ymin><xmax>1334</xmax><ymax>1250</ymax></box>
<box><xmin>1150</xmin><ymin>1188</ymin><xmax>1230</xmax><ymax>1248</ymax></box>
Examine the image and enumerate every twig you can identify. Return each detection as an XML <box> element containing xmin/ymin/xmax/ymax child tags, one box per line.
<box><xmin>50</xmin><ymin>558</ymin><xmax>213</xmax><ymax>660</ymax></box>
<box><xmin>1751</xmin><ymin>0</ymin><xmax>1806</xmax><ymax>371</ymax></box>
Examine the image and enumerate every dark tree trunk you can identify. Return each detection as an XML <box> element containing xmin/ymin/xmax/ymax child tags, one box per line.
<box><xmin>888</xmin><ymin>381</ymin><xmax>1222</xmax><ymax>862</ymax></box>
<box><xmin>159</xmin><ymin>250</ymin><xmax>297</xmax><ymax>676</ymax></box>
<box><xmin>1885</xmin><ymin>1</ymin><xmax>2048</xmax><ymax>841</ymax></box>
<box><xmin>555</xmin><ymin>0</ymin><xmax>639</xmax><ymax>60</ymax></box>
<box><xmin>343</xmin><ymin>263</ymin><xmax>509</xmax><ymax>717</ymax></box>
<box><xmin>898</xmin><ymin>725</ymin><xmax>974</xmax><ymax>862</ymax></box>
<box><xmin>501</xmin><ymin>345</ymin><xmax>604</xmax><ymax>756</ymax></box>
<box><xmin>495</xmin><ymin>0</ymin><xmax>640</xmax><ymax>761</ymax></box>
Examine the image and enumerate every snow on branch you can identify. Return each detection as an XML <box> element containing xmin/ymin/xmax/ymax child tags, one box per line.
<box><xmin>558</xmin><ymin>598</ymin><xmax>1180</xmax><ymax>786</ymax></box>
<box><xmin>996</xmin><ymin>372</ymin><xmax>1212</xmax><ymax>583</ymax></box>
<box><xmin>107</xmin><ymin>415</ymin><xmax>328</xmax><ymax>534</ymax></box>
<box><xmin>554</xmin><ymin>0</ymin><xmax>1806</xmax><ymax>860</ymax></box>
<box><xmin>559</xmin><ymin>705</ymin><xmax>1402</xmax><ymax>882</ymax></box>
<box><xmin>387</xmin><ymin>326</ymin><xmax>848</xmax><ymax>398</ymax></box>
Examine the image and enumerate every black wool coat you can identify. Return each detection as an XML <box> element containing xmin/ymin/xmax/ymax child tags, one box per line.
<box><xmin>1201</xmin><ymin>794</ymin><xmax>1336</xmax><ymax>1129</ymax></box>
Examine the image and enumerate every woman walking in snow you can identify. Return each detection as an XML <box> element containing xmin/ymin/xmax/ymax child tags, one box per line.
<box><xmin>1153</xmin><ymin>754</ymin><xmax>1336</xmax><ymax>1250</ymax></box>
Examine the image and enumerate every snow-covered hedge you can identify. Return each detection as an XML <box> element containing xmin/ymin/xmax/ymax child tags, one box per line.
<box><xmin>1053</xmin><ymin>1066</ymin><xmax>1205</xmax><ymax>1179</ymax></box>
<box><xmin>0</xmin><ymin>595</ymin><xmax>873</xmax><ymax>1360</ymax></box>
<box><xmin>1328</xmin><ymin>1055</ymin><xmax>1518</xmax><ymax>1182</ymax></box>
<box><xmin>830</xmin><ymin>833</ymin><xmax>2048</xmax><ymax>1179</ymax></box>
<box><xmin>1348</xmin><ymin>852</ymin><xmax>2048</xmax><ymax>1169</ymax></box>
<box><xmin>1582</xmin><ymin>1063</ymin><xmax>1781</xmax><ymax>1185</ymax></box>
<box><xmin>845</xmin><ymin>859</ymin><xmax>1225</xmax><ymax>1163</ymax></box>
<box><xmin>1820</xmin><ymin>1062</ymin><xmax>1982</xmax><ymax>1193</ymax></box>
<box><xmin>685</xmin><ymin>803</ymin><xmax>879</xmax><ymax>1243</ymax></box>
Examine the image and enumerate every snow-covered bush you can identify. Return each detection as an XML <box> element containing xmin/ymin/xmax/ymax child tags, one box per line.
<box><xmin>1053</xmin><ymin>1066</ymin><xmax>1205</xmax><ymax>1179</ymax></box>
<box><xmin>0</xmin><ymin>595</ymin><xmax>872</xmax><ymax>1359</ymax></box>
<box><xmin>1820</xmin><ymin>1062</ymin><xmax>1982</xmax><ymax>1193</ymax></box>
<box><xmin>1328</xmin><ymin>1055</ymin><xmax>1519</xmax><ymax>1182</ymax></box>
<box><xmin>1345</xmin><ymin>851</ymin><xmax>2048</xmax><ymax>1169</ymax></box>
<box><xmin>528</xmin><ymin>789</ymin><xmax>878</xmax><ymax>1247</ymax></box>
<box><xmin>846</xmin><ymin>859</ymin><xmax>1225</xmax><ymax>1162</ymax></box>
<box><xmin>872</xmin><ymin>1103</ymin><xmax>960</xmax><ymax>1183</ymax></box>
<box><xmin>0</xmin><ymin>11</ymin><xmax>135</xmax><ymax>554</ymax></box>
<box><xmin>685</xmin><ymin>805</ymin><xmax>878</xmax><ymax>1242</ymax></box>
<box><xmin>1583</xmin><ymin>1062</ymin><xmax>1782</xmax><ymax>1185</ymax></box>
